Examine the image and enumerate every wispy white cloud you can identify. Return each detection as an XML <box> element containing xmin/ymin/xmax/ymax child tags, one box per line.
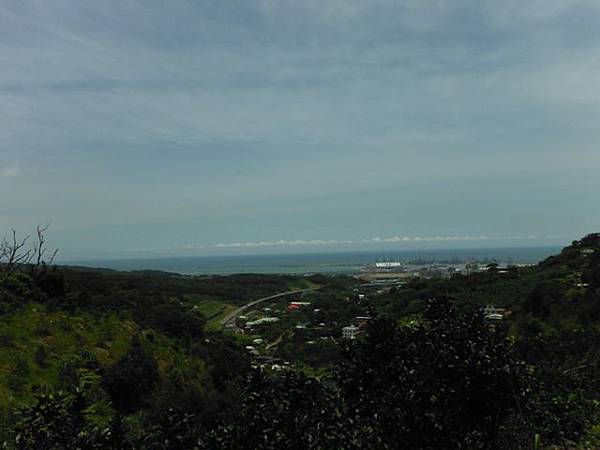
<box><xmin>0</xmin><ymin>163</ymin><xmax>19</xmax><ymax>178</ymax></box>
<box><xmin>211</xmin><ymin>235</ymin><xmax>554</xmax><ymax>249</ymax></box>
<box><xmin>212</xmin><ymin>239</ymin><xmax>354</xmax><ymax>248</ymax></box>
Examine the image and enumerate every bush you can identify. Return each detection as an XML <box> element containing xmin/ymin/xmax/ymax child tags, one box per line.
<box><xmin>8</xmin><ymin>356</ymin><xmax>30</xmax><ymax>393</ymax></box>
<box><xmin>34</xmin><ymin>345</ymin><xmax>49</xmax><ymax>368</ymax></box>
<box><xmin>339</xmin><ymin>297</ymin><xmax>526</xmax><ymax>449</ymax></box>
<box><xmin>140</xmin><ymin>302</ymin><xmax>206</xmax><ymax>341</ymax></box>
<box><xmin>102</xmin><ymin>338</ymin><xmax>159</xmax><ymax>413</ymax></box>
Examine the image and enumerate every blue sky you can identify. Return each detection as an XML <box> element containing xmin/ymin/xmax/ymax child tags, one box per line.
<box><xmin>0</xmin><ymin>0</ymin><xmax>599</xmax><ymax>260</ymax></box>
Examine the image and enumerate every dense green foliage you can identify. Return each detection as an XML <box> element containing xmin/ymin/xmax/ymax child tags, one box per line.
<box><xmin>338</xmin><ymin>303</ymin><xmax>524</xmax><ymax>449</ymax></box>
<box><xmin>1</xmin><ymin>234</ymin><xmax>600</xmax><ymax>448</ymax></box>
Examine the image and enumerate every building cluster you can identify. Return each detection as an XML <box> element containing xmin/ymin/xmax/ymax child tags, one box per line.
<box><xmin>342</xmin><ymin>314</ymin><xmax>372</xmax><ymax>340</ymax></box>
<box><xmin>362</xmin><ymin>258</ymin><xmax>528</xmax><ymax>281</ymax></box>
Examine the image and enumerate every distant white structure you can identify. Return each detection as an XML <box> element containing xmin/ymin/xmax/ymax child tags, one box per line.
<box><xmin>483</xmin><ymin>305</ymin><xmax>505</xmax><ymax>321</ymax></box>
<box><xmin>356</xmin><ymin>316</ymin><xmax>372</xmax><ymax>327</ymax></box>
<box><xmin>486</xmin><ymin>313</ymin><xmax>503</xmax><ymax>321</ymax></box>
<box><xmin>342</xmin><ymin>324</ymin><xmax>360</xmax><ymax>340</ymax></box>
<box><xmin>375</xmin><ymin>261</ymin><xmax>403</xmax><ymax>268</ymax></box>
<box><xmin>465</xmin><ymin>261</ymin><xmax>479</xmax><ymax>274</ymax></box>
<box><xmin>246</xmin><ymin>317</ymin><xmax>280</xmax><ymax>327</ymax></box>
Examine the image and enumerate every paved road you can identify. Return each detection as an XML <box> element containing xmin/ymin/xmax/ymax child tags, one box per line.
<box><xmin>221</xmin><ymin>288</ymin><xmax>318</xmax><ymax>330</ymax></box>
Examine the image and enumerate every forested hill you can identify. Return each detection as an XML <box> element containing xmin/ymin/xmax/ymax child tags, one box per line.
<box><xmin>374</xmin><ymin>233</ymin><xmax>600</xmax><ymax>330</ymax></box>
<box><xmin>0</xmin><ymin>267</ymin><xmax>323</xmax><ymax>448</ymax></box>
<box><xmin>0</xmin><ymin>235</ymin><xmax>599</xmax><ymax>449</ymax></box>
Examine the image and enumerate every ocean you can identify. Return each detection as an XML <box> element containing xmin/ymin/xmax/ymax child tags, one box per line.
<box><xmin>65</xmin><ymin>246</ymin><xmax>561</xmax><ymax>276</ymax></box>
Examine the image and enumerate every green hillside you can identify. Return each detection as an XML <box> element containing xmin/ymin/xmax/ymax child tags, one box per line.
<box><xmin>0</xmin><ymin>235</ymin><xmax>599</xmax><ymax>449</ymax></box>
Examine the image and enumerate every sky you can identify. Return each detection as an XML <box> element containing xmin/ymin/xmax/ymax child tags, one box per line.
<box><xmin>0</xmin><ymin>0</ymin><xmax>599</xmax><ymax>260</ymax></box>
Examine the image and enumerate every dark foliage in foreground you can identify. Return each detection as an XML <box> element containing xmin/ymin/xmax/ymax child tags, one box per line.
<box><xmin>12</xmin><ymin>297</ymin><xmax>594</xmax><ymax>450</ymax></box>
<box><xmin>338</xmin><ymin>301</ymin><xmax>525</xmax><ymax>449</ymax></box>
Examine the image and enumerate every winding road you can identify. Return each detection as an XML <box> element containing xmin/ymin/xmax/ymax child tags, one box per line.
<box><xmin>220</xmin><ymin>288</ymin><xmax>318</xmax><ymax>330</ymax></box>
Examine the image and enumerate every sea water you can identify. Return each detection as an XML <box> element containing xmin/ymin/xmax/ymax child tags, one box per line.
<box><xmin>66</xmin><ymin>246</ymin><xmax>561</xmax><ymax>275</ymax></box>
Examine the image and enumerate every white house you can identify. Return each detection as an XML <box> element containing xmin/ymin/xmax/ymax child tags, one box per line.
<box><xmin>342</xmin><ymin>324</ymin><xmax>360</xmax><ymax>340</ymax></box>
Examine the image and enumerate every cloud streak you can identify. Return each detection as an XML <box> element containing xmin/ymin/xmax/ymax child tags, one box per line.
<box><xmin>0</xmin><ymin>163</ymin><xmax>19</xmax><ymax>178</ymax></box>
<box><xmin>211</xmin><ymin>235</ymin><xmax>554</xmax><ymax>249</ymax></box>
<box><xmin>0</xmin><ymin>1</ymin><xmax>598</xmax><ymax>258</ymax></box>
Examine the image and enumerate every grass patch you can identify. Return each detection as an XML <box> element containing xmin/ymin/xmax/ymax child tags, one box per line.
<box><xmin>184</xmin><ymin>295</ymin><xmax>238</xmax><ymax>331</ymax></box>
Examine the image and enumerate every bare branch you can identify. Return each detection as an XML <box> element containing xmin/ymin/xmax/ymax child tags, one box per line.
<box><xmin>47</xmin><ymin>248</ymin><xmax>59</xmax><ymax>266</ymax></box>
<box><xmin>0</xmin><ymin>223</ymin><xmax>58</xmax><ymax>282</ymax></box>
<box><xmin>1</xmin><ymin>229</ymin><xmax>30</xmax><ymax>281</ymax></box>
<box><xmin>35</xmin><ymin>223</ymin><xmax>49</xmax><ymax>268</ymax></box>
<box><xmin>31</xmin><ymin>222</ymin><xmax>59</xmax><ymax>276</ymax></box>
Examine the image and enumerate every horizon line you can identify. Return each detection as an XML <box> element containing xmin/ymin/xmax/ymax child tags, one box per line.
<box><xmin>61</xmin><ymin>241</ymin><xmax>564</xmax><ymax>264</ymax></box>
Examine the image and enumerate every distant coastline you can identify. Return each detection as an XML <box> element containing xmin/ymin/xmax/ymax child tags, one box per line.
<box><xmin>63</xmin><ymin>246</ymin><xmax>562</xmax><ymax>276</ymax></box>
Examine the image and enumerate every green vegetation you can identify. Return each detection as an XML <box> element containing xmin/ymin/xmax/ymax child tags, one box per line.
<box><xmin>1</xmin><ymin>233</ymin><xmax>600</xmax><ymax>448</ymax></box>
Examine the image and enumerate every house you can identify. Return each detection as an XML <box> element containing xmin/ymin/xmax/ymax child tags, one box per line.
<box><xmin>288</xmin><ymin>301</ymin><xmax>311</xmax><ymax>312</ymax></box>
<box><xmin>483</xmin><ymin>305</ymin><xmax>505</xmax><ymax>320</ymax></box>
<box><xmin>342</xmin><ymin>324</ymin><xmax>360</xmax><ymax>340</ymax></box>
<box><xmin>356</xmin><ymin>316</ymin><xmax>372</xmax><ymax>328</ymax></box>
<box><xmin>485</xmin><ymin>313</ymin><xmax>503</xmax><ymax>321</ymax></box>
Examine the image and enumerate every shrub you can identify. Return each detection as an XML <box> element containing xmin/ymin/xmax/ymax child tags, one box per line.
<box><xmin>102</xmin><ymin>338</ymin><xmax>159</xmax><ymax>413</ymax></box>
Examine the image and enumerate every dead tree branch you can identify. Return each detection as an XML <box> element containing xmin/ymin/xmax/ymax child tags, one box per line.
<box><xmin>0</xmin><ymin>224</ymin><xmax>59</xmax><ymax>282</ymax></box>
<box><xmin>1</xmin><ymin>229</ymin><xmax>32</xmax><ymax>281</ymax></box>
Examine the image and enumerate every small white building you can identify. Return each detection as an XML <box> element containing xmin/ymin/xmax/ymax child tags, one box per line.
<box><xmin>342</xmin><ymin>324</ymin><xmax>360</xmax><ymax>340</ymax></box>
<box><xmin>246</xmin><ymin>317</ymin><xmax>280</xmax><ymax>327</ymax></box>
<box><xmin>483</xmin><ymin>305</ymin><xmax>505</xmax><ymax>320</ymax></box>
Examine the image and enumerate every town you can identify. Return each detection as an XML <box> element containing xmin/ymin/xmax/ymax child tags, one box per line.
<box><xmin>222</xmin><ymin>258</ymin><xmax>518</xmax><ymax>372</ymax></box>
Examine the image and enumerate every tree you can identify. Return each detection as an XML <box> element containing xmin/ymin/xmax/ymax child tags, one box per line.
<box><xmin>204</xmin><ymin>370</ymin><xmax>347</xmax><ymax>450</ymax></box>
<box><xmin>102</xmin><ymin>338</ymin><xmax>159</xmax><ymax>414</ymax></box>
<box><xmin>338</xmin><ymin>297</ymin><xmax>527</xmax><ymax>449</ymax></box>
<box><xmin>12</xmin><ymin>370</ymin><xmax>115</xmax><ymax>450</ymax></box>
